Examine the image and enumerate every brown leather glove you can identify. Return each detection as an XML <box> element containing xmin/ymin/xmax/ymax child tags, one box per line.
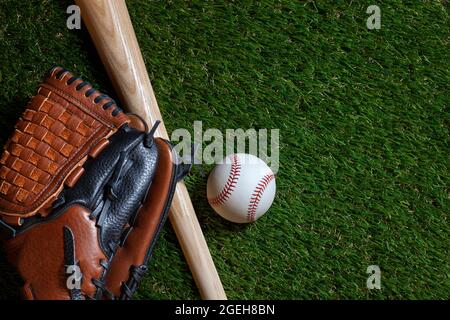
<box><xmin>0</xmin><ymin>66</ymin><xmax>183</xmax><ymax>299</ymax></box>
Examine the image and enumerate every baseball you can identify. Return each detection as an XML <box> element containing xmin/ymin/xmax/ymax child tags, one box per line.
<box><xmin>207</xmin><ymin>153</ymin><xmax>276</xmax><ymax>223</ymax></box>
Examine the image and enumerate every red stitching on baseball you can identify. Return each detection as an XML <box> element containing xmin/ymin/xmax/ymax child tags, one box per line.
<box><xmin>247</xmin><ymin>173</ymin><xmax>275</xmax><ymax>222</ymax></box>
<box><xmin>208</xmin><ymin>154</ymin><xmax>241</xmax><ymax>206</ymax></box>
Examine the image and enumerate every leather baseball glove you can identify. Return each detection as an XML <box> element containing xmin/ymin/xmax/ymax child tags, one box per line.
<box><xmin>0</xmin><ymin>66</ymin><xmax>184</xmax><ymax>300</ymax></box>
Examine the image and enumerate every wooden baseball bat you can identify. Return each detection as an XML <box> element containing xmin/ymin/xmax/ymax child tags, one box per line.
<box><xmin>75</xmin><ymin>0</ymin><xmax>226</xmax><ymax>300</ymax></box>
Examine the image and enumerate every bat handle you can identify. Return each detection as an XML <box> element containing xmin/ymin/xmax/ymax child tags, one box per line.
<box><xmin>170</xmin><ymin>183</ymin><xmax>227</xmax><ymax>299</ymax></box>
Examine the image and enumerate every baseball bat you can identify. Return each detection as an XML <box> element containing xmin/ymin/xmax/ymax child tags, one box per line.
<box><xmin>75</xmin><ymin>0</ymin><xmax>226</xmax><ymax>300</ymax></box>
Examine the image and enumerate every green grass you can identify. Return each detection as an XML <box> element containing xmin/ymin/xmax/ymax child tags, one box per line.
<box><xmin>0</xmin><ymin>0</ymin><xmax>448</xmax><ymax>299</ymax></box>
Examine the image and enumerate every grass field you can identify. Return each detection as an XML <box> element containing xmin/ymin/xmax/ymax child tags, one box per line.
<box><xmin>0</xmin><ymin>0</ymin><xmax>448</xmax><ymax>299</ymax></box>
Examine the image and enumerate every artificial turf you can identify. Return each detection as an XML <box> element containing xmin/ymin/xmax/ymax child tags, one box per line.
<box><xmin>0</xmin><ymin>0</ymin><xmax>448</xmax><ymax>299</ymax></box>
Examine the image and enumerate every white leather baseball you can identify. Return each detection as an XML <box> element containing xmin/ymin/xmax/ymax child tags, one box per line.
<box><xmin>207</xmin><ymin>153</ymin><xmax>276</xmax><ymax>223</ymax></box>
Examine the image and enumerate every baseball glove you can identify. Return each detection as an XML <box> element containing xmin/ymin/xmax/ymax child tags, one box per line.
<box><xmin>0</xmin><ymin>66</ymin><xmax>185</xmax><ymax>300</ymax></box>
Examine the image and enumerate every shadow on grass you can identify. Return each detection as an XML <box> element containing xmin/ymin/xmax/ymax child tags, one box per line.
<box><xmin>0</xmin><ymin>96</ymin><xmax>29</xmax><ymax>148</ymax></box>
<box><xmin>0</xmin><ymin>249</ymin><xmax>21</xmax><ymax>300</ymax></box>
